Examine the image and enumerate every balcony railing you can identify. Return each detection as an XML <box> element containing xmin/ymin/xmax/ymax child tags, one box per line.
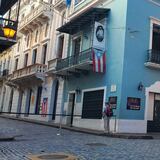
<box><xmin>11</xmin><ymin>64</ymin><xmax>47</xmax><ymax>80</ymax></box>
<box><xmin>147</xmin><ymin>50</ymin><xmax>160</xmax><ymax>64</ymax></box>
<box><xmin>56</xmin><ymin>48</ymin><xmax>92</xmax><ymax>71</ymax></box>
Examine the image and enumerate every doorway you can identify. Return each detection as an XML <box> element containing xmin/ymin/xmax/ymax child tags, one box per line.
<box><xmin>67</xmin><ymin>93</ymin><xmax>75</xmax><ymax>126</ymax></box>
<box><xmin>35</xmin><ymin>86</ymin><xmax>42</xmax><ymax>114</ymax></box>
<box><xmin>8</xmin><ymin>89</ymin><xmax>14</xmax><ymax>113</ymax></box>
<box><xmin>148</xmin><ymin>94</ymin><xmax>160</xmax><ymax>132</ymax></box>
<box><xmin>1</xmin><ymin>87</ymin><xmax>6</xmax><ymax>112</ymax></box>
<box><xmin>17</xmin><ymin>90</ymin><xmax>23</xmax><ymax>117</ymax></box>
<box><xmin>52</xmin><ymin>80</ymin><xmax>59</xmax><ymax>120</ymax></box>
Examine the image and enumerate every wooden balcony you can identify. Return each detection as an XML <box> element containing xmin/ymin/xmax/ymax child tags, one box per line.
<box><xmin>145</xmin><ymin>50</ymin><xmax>160</xmax><ymax>70</ymax></box>
<box><xmin>54</xmin><ymin>0</ymin><xmax>66</xmax><ymax>11</ymax></box>
<box><xmin>18</xmin><ymin>5</ymin><xmax>53</xmax><ymax>34</ymax></box>
<box><xmin>54</xmin><ymin>48</ymin><xmax>93</xmax><ymax>76</ymax></box>
<box><xmin>10</xmin><ymin>64</ymin><xmax>47</xmax><ymax>86</ymax></box>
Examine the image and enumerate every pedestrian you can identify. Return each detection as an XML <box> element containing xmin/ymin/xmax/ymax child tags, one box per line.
<box><xmin>103</xmin><ymin>102</ymin><xmax>113</xmax><ymax>133</ymax></box>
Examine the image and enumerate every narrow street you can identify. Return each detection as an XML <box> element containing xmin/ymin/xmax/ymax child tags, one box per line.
<box><xmin>0</xmin><ymin>117</ymin><xmax>159</xmax><ymax>160</ymax></box>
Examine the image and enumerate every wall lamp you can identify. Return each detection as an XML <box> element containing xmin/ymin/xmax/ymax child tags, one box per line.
<box><xmin>3</xmin><ymin>24</ymin><xmax>16</xmax><ymax>38</ymax></box>
<box><xmin>138</xmin><ymin>82</ymin><xmax>144</xmax><ymax>91</ymax></box>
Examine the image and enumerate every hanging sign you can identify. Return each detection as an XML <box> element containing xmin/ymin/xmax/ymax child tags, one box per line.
<box><xmin>93</xmin><ymin>21</ymin><xmax>106</xmax><ymax>51</ymax></box>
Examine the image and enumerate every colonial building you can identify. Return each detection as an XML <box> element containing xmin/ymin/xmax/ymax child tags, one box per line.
<box><xmin>1</xmin><ymin>0</ymin><xmax>160</xmax><ymax>133</ymax></box>
<box><xmin>49</xmin><ymin>0</ymin><xmax>160</xmax><ymax>133</ymax></box>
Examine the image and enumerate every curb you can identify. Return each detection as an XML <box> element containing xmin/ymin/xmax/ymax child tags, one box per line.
<box><xmin>0</xmin><ymin>115</ymin><xmax>154</xmax><ymax>139</ymax></box>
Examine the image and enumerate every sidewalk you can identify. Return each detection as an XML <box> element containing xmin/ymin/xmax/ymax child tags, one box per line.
<box><xmin>0</xmin><ymin>115</ymin><xmax>154</xmax><ymax>139</ymax></box>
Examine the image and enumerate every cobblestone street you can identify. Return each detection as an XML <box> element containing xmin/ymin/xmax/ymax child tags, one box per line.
<box><xmin>0</xmin><ymin>117</ymin><xmax>159</xmax><ymax>160</ymax></box>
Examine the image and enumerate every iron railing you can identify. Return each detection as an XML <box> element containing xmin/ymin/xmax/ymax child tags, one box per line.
<box><xmin>147</xmin><ymin>50</ymin><xmax>160</xmax><ymax>64</ymax></box>
<box><xmin>56</xmin><ymin>48</ymin><xmax>92</xmax><ymax>71</ymax></box>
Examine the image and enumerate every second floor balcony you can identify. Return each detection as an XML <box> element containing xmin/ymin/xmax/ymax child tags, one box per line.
<box><xmin>145</xmin><ymin>50</ymin><xmax>160</xmax><ymax>69</ymax></box>
<box><xmin>9</xmin><ymin>64</ymin><xmax>47</xmax><ymax>86</ymax></box>
<box><xmin>50</xmin><ymin>48</ymin><xmax>93</xmax><ymax>76</ymax></box>
<box><xmin>18</xmin><ymin>5</ymin><xmax>53</xmax><ymax>34</ymax></box>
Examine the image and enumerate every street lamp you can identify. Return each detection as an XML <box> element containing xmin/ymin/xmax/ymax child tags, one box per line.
<box><xmin>3</xmin><ymin>24</ymin><xmax>16</xmax><ymax>38</ymax></box>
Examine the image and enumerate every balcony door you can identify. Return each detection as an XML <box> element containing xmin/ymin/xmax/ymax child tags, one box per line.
<box><xmin>148</xmin><ymin>94</ymin><xmax>160</xmax><ymax>132</ymax></box>
<box><xmin>32</xmin><ymin>49</ymin><xmax>37</xmax><ymax>64</ymax></box>
<box><xmin>72</xmin><ymin>36</ymin><xmax>81</xmax><ymax>64</ymax></box>
<box><xmin>151</xmin><ymin>24</ymin><xmax>160</xmax><ymax>63</ymax></box>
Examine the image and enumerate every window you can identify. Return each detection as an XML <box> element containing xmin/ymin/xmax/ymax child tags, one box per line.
<box><xmin>32</xmin><ymin>49</ymin><xmax>37</xmax><ymax>64</ymax></box>
<box><xmin>26</xmin><ymin>35</ymin><xmax>30</xmax><ymax>47</ymax></box>
<box><xmin>57</xmin><ymin>35</ymin><xmax>64</xmax><ymax>58</ymax></box>
<box><xmin>24</xmin><ymin>53</ymin><xmax>28</xmax><ymax>67</ymax></box>
<box><xmin>35</xmin><ymin>30</ymin><xmax>39</xmax><ymax>43</ymax></box>
<box><xmin>45</xmin><ymin>23</ymin><xmax>49</xmax><ymax>37</ymax></box>
<box><xmin>152</xmin><ymin>24</ymin><xmax>160</xmax><ymax>51</ymax></box>
<box><xmin>72</xmin><ymin>36</ymin><xmax>81</xmax><ymax>56</ymax></box>
<box><xmin>82</xmin><ymin>90</ymin><xmax>104</xmax><ymax>119</ymax></box>
<box><xmin>42</xmin><ymin>44</ymin><xmax>47</xmax><ymax>64</ymax></box>
<box><xmin>14</xmin><ymin>58</ymin><xmax>19</xmax><ymax>71</ymax></box>
<box><xmin>35</xmin><ymin>86</ymin><xmax>42</xmax><ymax>114</ymax></box>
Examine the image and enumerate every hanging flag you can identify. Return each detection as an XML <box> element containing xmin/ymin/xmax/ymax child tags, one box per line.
<box><xmin>92</xmin><ymin>48</ymin><xmax>106</xmax><ymax>73</ymax></box>
<box><xmin>66</xmin><ymin>0</ymin><xmax>71</xmax><ymax>7</ymax></box>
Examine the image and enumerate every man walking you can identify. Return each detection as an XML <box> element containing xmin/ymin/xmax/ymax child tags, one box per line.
<box><xmin>103</xmin><ymin>102</ymin><xmax>113</xmax><ymax>133</ymax></box>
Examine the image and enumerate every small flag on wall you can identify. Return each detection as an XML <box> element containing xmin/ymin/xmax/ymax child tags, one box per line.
<box><xmin>92</xmin><ymin>48</ymin><xmax>106</xmax><ymax>73</ymax></box>
<box><xmin>41</xmin><ymin>98</ymin><xmax>48</xmax><ymax>117</ymax></box>
<box><xmin>66</xmin><ymin>0</ymin><xmax>71</xmax><ymax>7</ymax></box>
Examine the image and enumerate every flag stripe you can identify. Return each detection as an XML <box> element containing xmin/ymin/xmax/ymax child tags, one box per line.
<box><xmin>92</xmin><ymin>49</ymin><xmax>106</xmax><ymax>73</ymax></box>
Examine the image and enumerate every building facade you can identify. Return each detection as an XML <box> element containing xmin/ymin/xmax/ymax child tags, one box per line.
<box><xmin>1</xmin><ymin>0</ymin><xmax>160</xmax><ymax>133</ymax></box>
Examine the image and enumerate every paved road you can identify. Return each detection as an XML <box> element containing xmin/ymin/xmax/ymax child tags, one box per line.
<box><xmin>0</xmin><ymin>117</ymin><xmax>159</xmax><ymax>160</ymax></box>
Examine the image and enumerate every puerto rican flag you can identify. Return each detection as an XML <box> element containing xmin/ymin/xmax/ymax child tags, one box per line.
<box><xmin>92</xmin><ymin>48</ymin><xmax>106</xmax><ymax>73</ymax></box>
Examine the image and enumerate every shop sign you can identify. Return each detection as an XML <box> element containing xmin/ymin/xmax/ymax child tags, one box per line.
<box><xmin>127</xmin><ymin>97</ymin><xmax>141</xmax><ymax>110</ymax></box>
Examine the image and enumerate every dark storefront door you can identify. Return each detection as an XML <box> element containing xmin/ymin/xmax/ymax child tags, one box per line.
<box><xmin>148</xmin><ymin>100</ymin><xmax>160</xmax><ymax>132</ymax></box>
<box><xmin>67</xmin><ymin>93</ymin><xmax>75</xmax><ymax>126</ymax></box>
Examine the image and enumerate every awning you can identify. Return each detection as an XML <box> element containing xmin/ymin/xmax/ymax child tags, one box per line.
<box><xmin>0</xmin><ymin>0</ymin><xmax>18</xmax><ymax>15</ymax></box>
<box><xmin>57</xmin><ymin>8</ymin><xmax>110</xmax><ymax>35</ymax></box>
